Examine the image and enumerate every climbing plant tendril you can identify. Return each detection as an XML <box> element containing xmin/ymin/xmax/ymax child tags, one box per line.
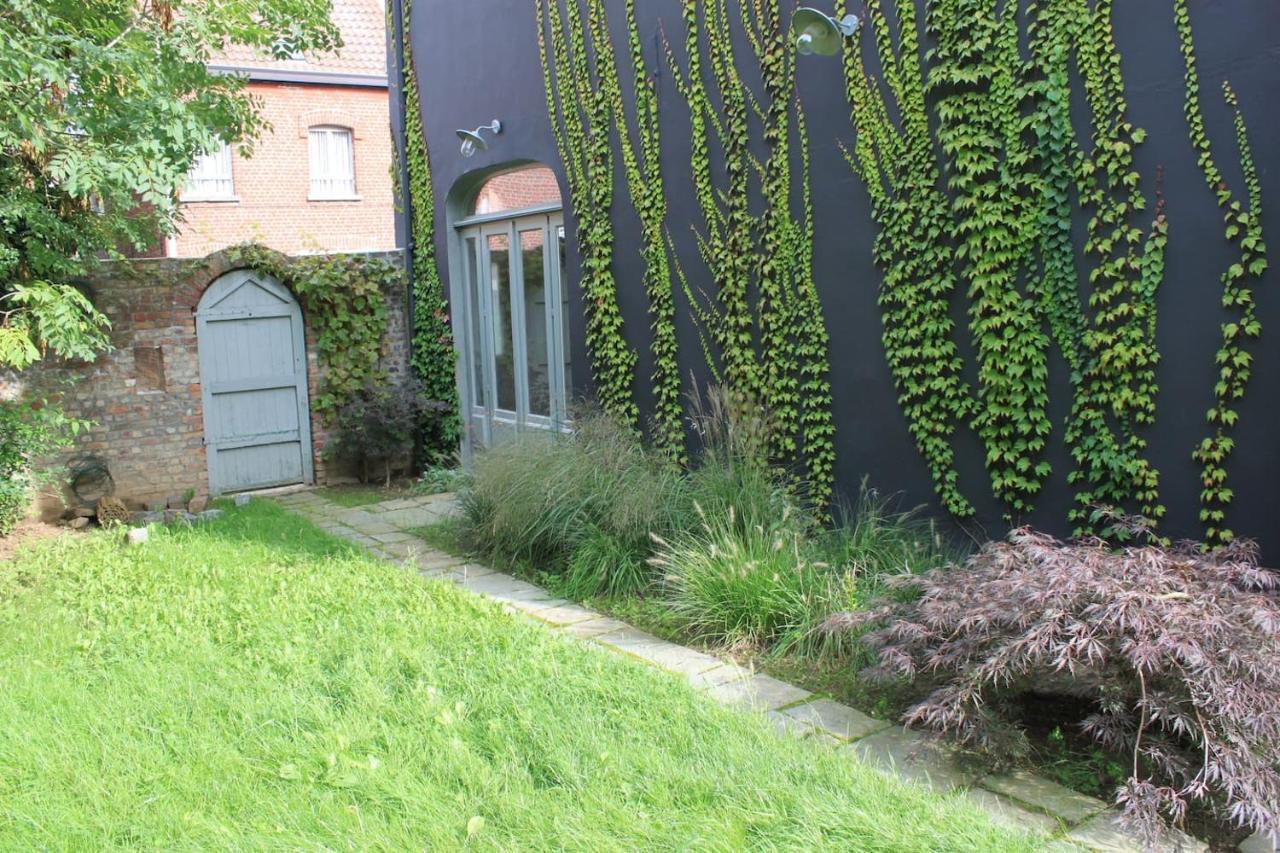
<box><xmin>584</xmin><ymin>0</ymin><xmax>685</xmax><ymax>462</ymax></box>
<box><xmin>538</xmin><ymin>0</ymin><xmax>640</xmax><ymax>428</ymax></box>
<box><xmin>399</xmin><ymin>0</ymin><xmax>460</xmax><ymax>458</ymax></box>
<box><xmin>838</xmin><ymin>0</ymin><xmax>975</xmax><ymax>518</ymax></box>
<box><xmin>667</xmin><ymin>0</ymin><xmax>836</xmax><ymax>512</ymax></box>
<box><xmin>1065</xmin><ymin>0</ymin><xmax>1165</xmax><ymax>534</ymax></box>
<box><xmin>1176</xmin><ymin>0</ymin><xmax>1268</xmax><ymax>547</ymax></box>
<box><xmin>927</xmin><ymin>0</ymin><xmax>1052</xmax><ymax>517</ymax></box>
<box><xmin>840</xmin><ymin>0</ymin><xmax>1172</xmax><ymax>531</ymax></box>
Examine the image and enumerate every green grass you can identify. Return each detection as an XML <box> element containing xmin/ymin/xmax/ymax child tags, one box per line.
<box><xmin>0</xmin><ymin>503</ymin><xmax>1040</xmax><ymax>850</ymax></box>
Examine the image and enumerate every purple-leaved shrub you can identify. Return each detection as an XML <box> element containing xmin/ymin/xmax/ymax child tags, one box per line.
<box><xmin>827</xmin><ymin>521</ymin><xmax>1280</xmax><ymax>849</ymax></box>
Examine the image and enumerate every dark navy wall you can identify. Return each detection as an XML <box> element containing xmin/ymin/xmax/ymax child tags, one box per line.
<box><xmin>402</xmin><ymin>0</ymin><xmax>1280</xmax><ymax>556</ymax></box>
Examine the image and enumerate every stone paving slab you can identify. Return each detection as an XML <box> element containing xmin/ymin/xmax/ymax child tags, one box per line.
<box><xmin>686</xmin><ymin>661</ymin><xmax>754</xmax><ymax>689</ymax></box>
<box><xmin>371</xmin><ymin>531</ymin><xmax>418</xmax><ymax>544</ymax></box>
<box><xmin>963</xmin><ymin>787</ymin><xmax>1065</xmax><ymax>837</ymax></box>
<box><xmin>378</xmin><ymin>507</ymin><xmax>448</xmax><ymax>529</ymax></box>
<box><xmin>845</xmin><ymin>727</ymin><xmax>979</xmax><ymax>793</ymax></box>
<box><xmin>981</xmin><ymin>769</ymin><xmax>1109</xmax><ymax>825</ymax></box>
<box><xmin>1062</xmin><ymin>813</ymin><xmax>1206</xmax><ymax>853</ymax></box>
<box><xmin>523</xmin><ymin>601</ymin><xmax>606</xmax><ymax>626</ymax></box>
<box><xmin>559</xmin><ymin>616</ymin><xmax>632</xmax><ymax>638</ymax></box>
<box><xmin>704</xmin><ymin>673</ymin><xmax>811</xmax><ymax>712</ymax></box>
<box><xmin>778</xmin><ymin>697</ymin><xmax>891</xmax><ymax>742</ymax></box>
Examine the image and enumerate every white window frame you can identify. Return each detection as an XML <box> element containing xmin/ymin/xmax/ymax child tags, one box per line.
<box><xmin>307</xmin><ymin>125</ymin><xmax>358</xmax><ymax>201</ymax></box>
<box><xmin>182</xmin><ymin>142</ymin><xmax>236</xmax><ymax>202</ymax></box>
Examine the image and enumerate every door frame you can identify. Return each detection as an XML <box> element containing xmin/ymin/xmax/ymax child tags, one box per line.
<box><xmin>451</xmin><ymin>207</ymin><xmax>568</xmax><ymax>461</ymax></box>
<box><xmin>195</xmin><ymin>270</ymin><xmax>314</xmax><ymax>494</ymax></box>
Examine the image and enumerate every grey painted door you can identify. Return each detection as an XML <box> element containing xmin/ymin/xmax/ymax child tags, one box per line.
<box><xmin>196</xmin><ymin>270</ymin><xmax>314</xmax><ymax>494</ymax></box>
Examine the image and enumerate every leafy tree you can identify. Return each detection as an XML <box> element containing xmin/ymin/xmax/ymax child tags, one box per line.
<box><xmin>0</xmin><ymin>0</ymin><xmax>340</xmax><ymax>368</ymax></box>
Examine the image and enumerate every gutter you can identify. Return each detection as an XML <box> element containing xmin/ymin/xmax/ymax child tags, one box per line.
<box><xmin>208</xmin><ymin>65</ymin><xmax>389</xmax><ymax>88</ymax></box>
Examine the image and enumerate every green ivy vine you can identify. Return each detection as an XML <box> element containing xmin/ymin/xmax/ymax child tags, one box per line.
<box><xmin>537</xmin><ymin>0</ymin><xmax>640</xmax><ymax>428</ymax></box>
<box><xmin>583</xmin><ymin>0</ymin><xmax>685</xmax><ymax>461</ymax></box>
<box><xmin>927</xmin><ymin>0</ymin><xmax>1052</xmax><ymax>516</ymax></box>
<box><xmin>668</xmin><ymin>0</ymin><xmax>836</xmax><ymax>512</ymax></box>
<box><xmin>398</xmin><ymin>0</ymin><xmax>460</xmax><ymax>458</ymax></box>
<box><xmin>1065</xmin><ymin>0</ymin><xmax>1166</xmax><ymax>533</ymax></box>
<box><xmin>840</xmin><ymin>0</ymin><xmax>1174</xmax><ymax>531</ymax></box>
<box><xmin>837</xmin><ymin>0</ymin><xmax>974</xmax><ymax>518</ymax></box>
<box><xmin>1176</xmin><ymin>0</ymin><xmax>1268</xmax><ymax>546</ymax></box>
<box><xmin>224</xmin><ymin>244</ymin><xmax>396</xmax><ymax>425</ymax></box>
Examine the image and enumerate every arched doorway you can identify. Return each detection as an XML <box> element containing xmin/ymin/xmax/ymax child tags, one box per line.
<box><xmin>196</xmin><ymin>270</ymin><xmax>314</xmax><ymax>494</ymax></box>
<box><xmin>448</xmin><ymin>164</ymin><xmax>570</xmax><ymax>453</ymax></box>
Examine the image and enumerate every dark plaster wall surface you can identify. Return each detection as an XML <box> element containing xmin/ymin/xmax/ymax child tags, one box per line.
<box><xmin>403</xmin><ymin>0</ymin><xmax>1280</xmax><ymax>557</ymax></box>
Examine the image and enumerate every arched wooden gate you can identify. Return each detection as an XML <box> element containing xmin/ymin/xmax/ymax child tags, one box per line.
<box><xmin>196</xmin><ymin>270</ymin><xmax>314</xmax><ymax>494</ymax></box>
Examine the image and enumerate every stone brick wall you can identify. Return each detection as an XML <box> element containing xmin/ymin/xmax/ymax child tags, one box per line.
<box><xmin>7</xmin><ymin>248</ymin><xmax>408</xmax><ymax>515</ymax></box>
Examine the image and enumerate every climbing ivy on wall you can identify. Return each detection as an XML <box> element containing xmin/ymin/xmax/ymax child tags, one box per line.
<box><xmin>225</xmin><ymin>244</ymin><xmax>396</xmax><ymax>426</ymax></box>
<box><xmin>837</xmin><ymin>0</ymin><xmax>974</xmax><ymax>518</ymax></box>
<box><xmin>583</xmin><ymin>0</ymin><xmax>685</xmax><ymax>461</ymax></box>
<box><xmin>840</xmin><ymin>0</ymin><xmax>1175</xmax><ymax>531</ymax></box>
<box><xmin>398</xmin><ymin>0</ymin><xmax>460</xmax><ymax>458</ymax></box>
<box><xmin>1176</xmin><ymin>0</ymin><xmax>1268</xmax><ymax>546</ymax></box>
<box><xmin>928</xmin><ymin>0</ymin><xmax>1052</xmax><ymax>516</ymax></box>
<box><xmin>537</xmin><ymin>0</ymin><xmax>640</xmax><ymax>428</ymax></box>
<box><xmin>667</xmin><ymin>0</ymin><xmax>836</xmax><ymax>511</ymax></box>
<box><xmin>1063</xmin><ymin>0</ymin><xmax>1166</xmax><ymax>534</ymax></box>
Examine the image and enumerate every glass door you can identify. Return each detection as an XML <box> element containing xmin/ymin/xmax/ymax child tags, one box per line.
<box><xmin>459</xmin><ymin>212</ymin><xmax>569</xmax><ymax>448</ymax></box>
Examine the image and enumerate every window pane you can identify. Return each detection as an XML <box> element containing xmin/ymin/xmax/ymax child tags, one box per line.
<box><xmin>184</xmin><ymin>142</ymin><xmax>234</xmax><ymax>199</ymax></box>
<box><xmin>308</xmin><ymin>127</ymin><xmax>354</xmax><ymax>198</ymax></box>
<box><xmin>487</xmin><ymin>233</ymin><xmax>516</xmax><ymax>412</ymax></box>
<box><xmin>558</xmin><ymin>224</ymin><xmax>572</xmax><ymax>414</ymax></box>
<box><xmin>464</xmin><ymin>236</ymin><xmax>485</xmax><ymax>410</ymax></box>
<box><xmin>520</xmin><ymin>226</ymin><xmax>550</xmax><ymax>418</ymax></box>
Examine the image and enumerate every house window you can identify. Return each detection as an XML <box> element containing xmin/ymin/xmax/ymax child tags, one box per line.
<box><xmin>308</xmin><ymin>126</ymin><xmax>357</xmax><ymax>199</ymax></box>
<box><xmin>182</xmin><ymin>142</ymin><xmax>235</xmax><ymax>201</ymax></box>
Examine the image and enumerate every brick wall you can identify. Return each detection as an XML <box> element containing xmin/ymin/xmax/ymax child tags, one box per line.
<box><xmin>171</xmin><ymin>82</ymin><xmax>397</xmax><ymax>257</ymax></box>
<box><xmin>6</xmin><ymin>249</ymin><xmax>409</xmax><ymax>514</ymax></box>
<box><xmin>473</xmin><ymin>166</ymin><xmax>561</xmax><ymax>215</ymax></box>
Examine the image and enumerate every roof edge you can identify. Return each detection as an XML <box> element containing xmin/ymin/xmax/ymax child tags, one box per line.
<box><xmin>208</xmin><ymin>65</ymin><xmax>389</xmax><ymax>88</ymax></box>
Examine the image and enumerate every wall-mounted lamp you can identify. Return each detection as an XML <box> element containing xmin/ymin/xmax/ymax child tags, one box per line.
<box><xmin>791</xmin><ymin>7</ymin><xmax>859</xmax><ymax>56</ymax></box>
<box><xmin>456</xmin><ymin>120</ymin><xmax>503</xmax><ymax>157</ymax></box>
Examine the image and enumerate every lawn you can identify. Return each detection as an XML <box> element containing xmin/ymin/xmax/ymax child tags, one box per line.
<box><xmin>0</xmin><ymin>503</ymin><xmax>1038</xmax><ymax>850</ymax></box>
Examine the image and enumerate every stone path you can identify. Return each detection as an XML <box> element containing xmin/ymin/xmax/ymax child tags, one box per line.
<box><xmin>271</xmin><ymin>487</ymin><xmax>1211</xmax><ymax>853</ymax></box>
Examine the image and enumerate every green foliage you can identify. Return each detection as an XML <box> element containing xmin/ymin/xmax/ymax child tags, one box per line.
<box><xmin>583</xmin><ymin>0</ymin><xmax>685</xmax><ymax>461</ymax></box>
<box><xmin>323</xmin><ymin>377</ymin><xmax>447</xmax><ymax>487</ymax></box>
<box><xmin>0</xmin><ymin>501</ymin><xmax>1033</xmax><ymax>850</ymax></box>
<box><xmin>0</xmin><ymin>398</ymin><xmax>86</xmax><ymax>535</ymax></box>
<box><xmin>457</xmin><ymin>410</ymin><xmax>686</xmax><ymax>583</ymax></box>
<box><xmin>562</xmin><ymin>524</ymin><xmax>650</xmax><ymax>599</ymax></box>
<box><xmin>653</xmin><ymin>504</ymin><xmax>840</xmax><ymax>655</ymax></box>
<box><xmin>837</xmin><ymin>0</ymin><xmax>974</xmax><ymax>518</ymax></box>
<box><xmin>928</xmin><ymin>0</ymin><xmax>1051</xmax><ymax>516</ymax></box>
<box><xmin>668</xmin><ymin>0</ymin><xmax>836</xmax><ymax>514</ymax></box>
<box><xmin>0</xmin><ymin>0</ymin><xmax>338</xmax><ymax>370</ymax></box>
<box><xmin>537</xmin><ymin>0</ymin><xmax>640</xmax><ymax>428</ymax></box>
<box><xmin>409</xmin><ymin>464</ymin><xmax>464</xmax><ymax>496</ymax></box>
<box><xmin>840</xmin><ymin>0</ymin><xmax>1171</xmax><ymax>531</ymax></box>
<box><xmin>1064</xmin><ymin>0</ymin><xmax>1165</xmax><ymax>534</ymax></box>
<box><xmin>1176</xmin><ymin>0</ymin><xmax>1268</xmax><ymax>547</ymax></box>
<box><xmin>225</xmin><ymin>245</ymin><xmax>396</xmax><ymax>425</ymax></box>
<box><xmin>397</xmin><ymin>0</ymin><xmax>460</xmax><ymax>459</ymax></box>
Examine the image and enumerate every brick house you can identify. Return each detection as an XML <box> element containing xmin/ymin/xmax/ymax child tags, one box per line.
<box><xmin>167</xmin><ymin>0</ymin><xmax>395</xmax><ymax>257</ymax></box>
